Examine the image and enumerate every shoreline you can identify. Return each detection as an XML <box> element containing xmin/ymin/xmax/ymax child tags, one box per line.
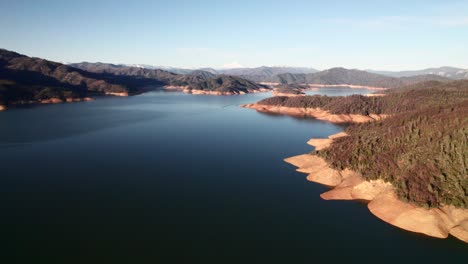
<box><xmin>241</xmin><ymin>103</ymin><xmax>388</xmax><ymax>123</ymax></box>
<box><xmin>1</xmin><ymin>97</ymin><xmax>94</xmax><ymax>111</ymax></box>
<box><xmin>284</xmin><ymin>132</ymin><xmax>468</xmax><ymax>243</ymax></box>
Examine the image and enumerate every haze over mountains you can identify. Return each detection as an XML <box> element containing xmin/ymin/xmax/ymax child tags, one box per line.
<box><xmin>368</xmin><ymin>67</ymin><xmax>468</xmax><ymax>79</ymax></box>
<box><xmin>120</xmin><ymin>63</ymin><xmax>468</xmax><ymax>81</ymax></box>
<box><xmin>119</xmin><ymin>64</ymin><xmax>468</xmax><ymax>83</ymax></box>
<box><xmin>122</xmin><ymin>65</ymin><xmax>318</xmax><ymax>82</ymax></box>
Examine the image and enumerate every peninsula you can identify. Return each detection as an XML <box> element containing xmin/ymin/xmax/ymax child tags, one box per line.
<box><xmin>243</xmin><ymin>80</ymin><xmax>468</xmax><ymax>242</ymax></box>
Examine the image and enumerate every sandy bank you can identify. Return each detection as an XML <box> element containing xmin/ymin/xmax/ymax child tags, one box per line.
<box><xmin>163</xmin><ymin>85</ymin><xmax>188</xmax><ymax>91</ymax></box>
<box><xmin>0</xmin><ymin>97</ymin><xmax>95</xmax><ymax>111</ymax></box>
<box><xmin>105</xmin><ymin>92</ymin><xmax>129</xmax><ymax>96</ymax></box>
<box><xmin>241</xmin><ymin>103</ymin><xmax>388</xmax><ymax>124</ymax></box>
<box><xmin>40</xmin><ymin>97</ymin><xmax>94</xmax><ymax>104</ymax></box>
<box><xmin>284</xmin><ymin>132</ymin><xmax>468</xmax><ymax>242</ymax></box>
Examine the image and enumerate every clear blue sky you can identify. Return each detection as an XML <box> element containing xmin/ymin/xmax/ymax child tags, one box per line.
<box><xmin>1</xmin><ymin>0</ymin><xmax>468</xmax><ymax>70</ymax></box>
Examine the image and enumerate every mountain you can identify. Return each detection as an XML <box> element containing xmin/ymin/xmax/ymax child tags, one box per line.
<box><xmin>369</xmin><ymin>66</ymin><xmax>468</xmax><ymax>79</ymax></box>
<box><xmin>269</xmin><ymin>67</ymin><xmax>451</xmax><ymax>88</ymax></box>
<box><xmin>167</xmin><ymin>71</ymin><xmax>216</xmax><ymax>87</ymax></box>
<box><xmin>189</xmin><ymin>70</ymin><xmax>216</xmax><ymax>79</ymax></box>
<box><xmin>70</xmin><ymin>62</ymin><xmax>219</xmax><ymax>87</ymax></box>
<box><xmin>69</xmin><ymin>62</ymin><xmax>178</xmax><ymax>82</ymax></box>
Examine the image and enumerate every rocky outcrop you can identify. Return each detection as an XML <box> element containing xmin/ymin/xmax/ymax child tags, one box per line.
<box><xmin>241</xmin><ymin>104</ymin><xmax>388</xmax><ymax>123</ymax></box>
<box><xmin>284</xmin><ymin>132</ymin><xmax>468</xmax><ymax>243</ymax></box>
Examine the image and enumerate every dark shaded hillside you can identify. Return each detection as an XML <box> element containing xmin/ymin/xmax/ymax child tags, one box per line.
<box><xmin>0</xmin><ymin>49</ymin><xmax>154</xmax><ymax>106</ymax></box>
<box><xmin>0</xmin><ymin>49</ymin><xmax>132</xmax><ymax>95</ymax></box>
<box><xmin>269</xmin><ymin>67</ymin><xmax>450</xmax><ymax>88</ymax></box>
<box><xmin>0</xmin><ymin>71</ymin><xmax>87</xmax><ymax>106</ymax></box>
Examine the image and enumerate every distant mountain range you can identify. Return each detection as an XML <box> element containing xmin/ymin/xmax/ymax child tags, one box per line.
<box><xmin>1</xmin><ymin>47</ymin><xmax>466</xmax><ymax>109</ymax></box>
<box><xmin>122</xmin><ymin>65</ymin><xmax>318</xmax><ymax>82</ymax></box>
<box><xmin>268</xmin><ymin>67</ymin><xmax>451</xmax><ymax>88</ymax></box>
<box><xmin>368</xmin><ymin>66</ymin><xmax>468</xmax><ymax>79</ymax></box>
<box><xmin>120</xmin><ymin>63</ymin><xmax>468</xmax><ymax>83</ymax></box>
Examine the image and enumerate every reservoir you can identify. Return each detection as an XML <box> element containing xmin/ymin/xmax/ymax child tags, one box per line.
<box><xmin>0</xmin><ymin>88</ymin><xmax>466</xmax><ymax>262</ymax></box>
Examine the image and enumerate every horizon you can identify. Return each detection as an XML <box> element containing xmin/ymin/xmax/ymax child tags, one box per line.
<box><xmin>3</xmin><ymin>47</ymin><xmax>465</xmax><ymax>72</ymax></box>
<box><xmin>1</xmin><ymin>0</ymin><xmax>468</xmax><ymax>70</ymax></box>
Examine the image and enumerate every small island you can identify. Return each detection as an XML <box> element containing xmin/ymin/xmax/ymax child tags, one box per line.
<box><xmin>243</xmin><ymin>80</ymin><xmax>468</xmax><ymax>242</ymax></box>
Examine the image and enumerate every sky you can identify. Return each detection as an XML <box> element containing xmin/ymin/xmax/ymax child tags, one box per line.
<box><xmin>1</xmin><ymin>0</ymin><xmax>468</xmax><ymax>70</ymax></box>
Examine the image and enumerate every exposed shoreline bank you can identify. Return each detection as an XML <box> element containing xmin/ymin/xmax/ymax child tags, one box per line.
<box><xmin>285</xmin><ymin>132</ymin><xmax>468</xmax><ymax>243</ymax></box>
<box><xmin>1</xmin><ymin>97</ymin><xmax>95</xmax><ymax>111</ymax></box>
<box><xmin>241</xmin><ymin>103</ymin><xmax>388</xmax><ymax>123</ymax></box>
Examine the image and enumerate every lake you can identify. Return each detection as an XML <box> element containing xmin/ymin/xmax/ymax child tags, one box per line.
<box><xmin>0</xmin><ymin>88</ymin><xmax>466</xmax><ymax>263</ymax></box>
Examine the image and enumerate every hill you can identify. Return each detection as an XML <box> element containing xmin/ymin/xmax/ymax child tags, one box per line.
<box><xmin>186</xmin><ymin>75</ymin><xmax>269</xmax><ymax>94</ymax></box>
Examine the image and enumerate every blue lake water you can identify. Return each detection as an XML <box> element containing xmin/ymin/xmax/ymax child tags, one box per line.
<box><xmin>0</xmin><ymin>89</ymin><xmax>466</xmax><ymax>263</ymax></box>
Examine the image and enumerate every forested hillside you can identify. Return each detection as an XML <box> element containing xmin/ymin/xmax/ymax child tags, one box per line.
<box><xmin>255</xmin><ymin>80</ymin><xmax>468</xmax><ymax>208</ymax></box>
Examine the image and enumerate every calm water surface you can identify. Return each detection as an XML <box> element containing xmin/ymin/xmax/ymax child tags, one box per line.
<box><xmin>0</xmin><ymin>89</ymin><xmax>466</xmax><ymax>263</ymax></box>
